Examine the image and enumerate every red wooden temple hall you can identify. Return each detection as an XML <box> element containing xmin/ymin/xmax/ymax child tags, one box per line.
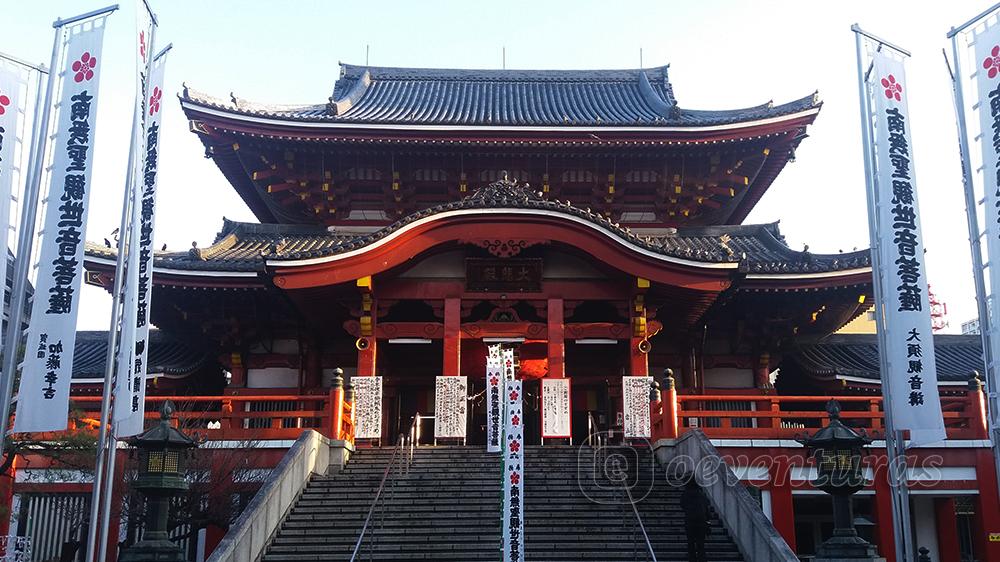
<box><xmin>2</xmin><ymin>62</ymin><xmax>989</xmax><ymax>561</ymax></box>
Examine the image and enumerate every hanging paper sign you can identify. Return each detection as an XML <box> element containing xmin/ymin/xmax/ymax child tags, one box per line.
<box><xmin>0</xmin><ymin>62</ymin><xmax>27</xmax><ymax>317</ymax></box>
<box><xmin>116</xmin><ymin>49</ymin><xmax>168</xmax><ymax>437</ymax></box>
<box><xmin>15</xmin><ymin>17</ymin><xmax>109</xmax><ymax>433</ymax></box>
<box><xmin>502</xmin><ymin>379</ymin><xmax>525</xmax><ymax>562</ymax></box>
<box><xmin>486</xmin><ymin>345</ymin><xmax>503</xmax><ymax>452</ymax></box>
<box><xmin>868</xmin><ymin>51</ymin><xmax>945</xmax><ymax>446</ymax></box>
<box><xmin>541</xmin><ymin>378</ymin><xmax>571</xmax><ymax>438</ymax></box>
<box><xmin>434</xmin><ymin>375</ymin><xmax>467</xmax><ymax>439</ymax></box>
<box><xmin>622</xmin><ymin>376</ymin><xmax>652</xmax><ymax>438</ymax></box>
<box><xmin>352</xmin><ymin>376</ymin><xmax>383</xmax><ymax>439</ymax></box>
<box><xmin>972</xmin><ymin>24</ymin><xmax>1000</xmax><ymax>438</ymax></box>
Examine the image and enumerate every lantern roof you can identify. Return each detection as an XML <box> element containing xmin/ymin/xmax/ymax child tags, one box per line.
<box><xmin>802</xmin><ymin>400</ymin><xmax>872</xmax><ymax>448</ymax></box>
<box><xmin>129</xmin><ymin>401</ymin><xmax>198</xmax><ymax>449</ymax></box>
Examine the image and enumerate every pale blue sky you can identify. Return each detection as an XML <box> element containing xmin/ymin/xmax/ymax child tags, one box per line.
<box><xmin>3</xmin><ymin>0</ymin><xmax>990</xmax><ymax>332</ymax></box>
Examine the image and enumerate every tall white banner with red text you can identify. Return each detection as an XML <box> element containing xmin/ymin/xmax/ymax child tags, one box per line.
<box><xmin>115</xmin><ymin>51</ymin><xmax>167</xmax><ymax>437</ymax></box>
<box><xmin>15</xmin><ymin>19</ymin><xmax>109</xmax><ymax>433</ymax></box>
<box><xmin>501</xmin><ymin>379</ymin><xmax>524</xmax><ymax>562</ymax></box>
<box><xmin>869</xmin><ymin>51</ymin><xmax>945</xmax><ymax>446</ymax></box>
<box><xmin>486</xmin><ymin>345</ymin><xmax>503</xmax><ymax>452</ymax></box>
<box><xmin>0</xmin><ymin>63</ymin><xmax>28</xmax><ymax>317</ymax></box>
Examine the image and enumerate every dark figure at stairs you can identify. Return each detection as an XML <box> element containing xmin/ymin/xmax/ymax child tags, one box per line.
<box><xmin>681</xmin><ymin>479</ymin><xmax>710</xmax><ymax>562</ymax></box>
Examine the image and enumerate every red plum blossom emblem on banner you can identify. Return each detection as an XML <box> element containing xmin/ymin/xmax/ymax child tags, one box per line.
<box><xmin>511</xmin><ymin>414</ymin><xmax>520</xmax><ymax>426</ymax></box>
<box><xmin>72</xmin><ymin>52</ymin><xmax>97</xmax><ymax>83</ymax></box>
<box><xmin>509</xmin><ymin>440</ymin><xmax>520</xmax><ymax>453</ymax></box>
<box><xmin>149</xmin><ymin>87</ymin><xmax>162</xmax><ymax>115</ymax></box>
<box><xmin>881</xmin><ymin>74</ymin><xmax>902</xmax><ymax>101</ymax></box>
<box><xmin>490</xmin><ymin>375</ymin><xmax>499</xmax><ymax>386</ymax></box>
<box><xmin>510</xmin><ymin>472</ymin><xmax>520</xmax><ymax>485</ymax></box>
<box><xmin>0</xmin><ymin>94</ymin><xmax>10</xmax><ymax>116</ymax></box>
<box><xmin>509</xmin><ymin>389</ymin><xmax>519</xmax><ymax>401</ymax></box>
<box><xmin>984</xmin><ymin>45</ymin><xmax>1000</xmax><ymax>79</ymax></box>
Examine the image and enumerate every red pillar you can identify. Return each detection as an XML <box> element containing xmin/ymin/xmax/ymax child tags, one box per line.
<box><xmin>0</xmin><ymin>455</ymin><xmax>15</xmax><ymax>537</ymax></box>
<box><xmin>874</xmin><ymin>466</ymin><xmax>897</xmax><ymax>562</ymax></box>
<box><xmin>661</xmin><ymin>373</ymin><xmax>678</xmax><ymax>439</ymax></box>
<box><xmin>547</xmin><ymin>298</ymin><xmax>564</xmax><ymax>378</ymax></box>
<box><xmin>973</xmin><ymin>449</ymin><xmax>1000</xmax><ymax>562</ymax></box>
<box><xmin>935</xmin><ymin>498</ymin><xmax>961</xmax><ymax>562</ymax></box>
<box><xmin>768</xmin><ymin>458</ymin><xmax>796</xmax><ymax>552</ymax></box>
<box><xmin>303</xmin><ymin>343</ymin><xmax>321</xmax><ymax>389</ymax></box>
<box><xmin>630</xmin><ymin>291</ymin><xmax>648</xmax><ymax>377</ymax></box>
<box><xmin>443</xmin><ymin>298</ymin><xmax>461</xmax><ymax>376</ymax></box>
<box><xmin>357</xmin><ymin>277</ymin><xmax>376</xmax><ymax>377</ymax></box>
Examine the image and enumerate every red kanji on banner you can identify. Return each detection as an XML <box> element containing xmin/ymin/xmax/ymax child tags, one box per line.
<box><xmin>149</xmin><ymin>87</ymin><xmax>162</xmax><ymax>115</ymax></box>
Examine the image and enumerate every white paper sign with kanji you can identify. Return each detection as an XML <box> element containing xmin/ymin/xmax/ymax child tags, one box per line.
<box><xmin>541</xmin><ymin>378</ymin><xmax>571</xmax><ymax>438</ymax></box>
<box><xmin>486</xmin><ymin>345</ymin><xmax>503</xmax><ymax>452</ymax></box>
<box><xmin>353</xmin><ymin>376</ymin><xmax>382</xmax><ymax>439</ymax></box>
<box><xmin>434</xmin><ymin>376</ymin><xmax>467</xmax><ymax>439</ymax></box>
<box><xmin>622</xmin><ymin>376</ymin><xmax>652</xmax><ymax>438</ymax></box>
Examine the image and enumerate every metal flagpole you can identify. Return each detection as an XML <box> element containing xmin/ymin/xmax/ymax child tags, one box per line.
<box><xmin>852</xmin><ymin>24</ymin><xmax>914</xmax><ymax>562</ymax></box>
<box><xmin>0</xmin><ymin>55</ymin><xmax>48</xmax><ymax>462</ymax></box>
<box><xmin>85</xmin><ymin>3</ymin><xmax>155</xmax><ymax>560</ymax></box>
<box><xmin>946</xmin><ymin>19</ymin><xmax>1000</xmax><ymax>505</ymax></box>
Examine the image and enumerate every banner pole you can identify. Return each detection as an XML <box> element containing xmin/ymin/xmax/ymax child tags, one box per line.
<box><xmin>85</xmin><ymin>7</ymin><xmax>155</xmax><ymax>562</ymax></box>
<box><xmin>0</xmin><ymin>21</ymin><xmax>62</xmax><ymax>462</ymax></box>
<box><xmin>947</xmin><ymin>28</ymin><xmax>1000</xmax><ymax>505</ymax></box>
<box><xmin>852</xmin><ymin>24</ymin><xmax>914</xmax><ymax>562</ymax></box>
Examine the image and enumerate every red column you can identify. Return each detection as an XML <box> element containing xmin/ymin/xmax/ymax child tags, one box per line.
<box><xmin>973</xmin><ymin>449</ymin><xmax>1000</xmax><ymax>562</ymax></box>
<box><xmin>303</xmin><ymin>344</ymin><xmax>322</xmax><ymax>389</ymax></box>
<box><xmin>227</xmin><ymin>352</ymin><xmax>246</xmax><ymax>388</ymax></box>
<box><xmin>630</xmin><ymin>292</ymin><xmax>648</xmax><ymax>376</ymax></box>
<box><xmin>935</xmin><ymin>498</ymin><xmax>961</xmax><ymax>562</ymax></box>
<box><xmin>357</xmin><ymin>278</ymin><xmax>376</xmax><ymax>377</ymax></box>
<box><xmin>0</xmin><ymin>455</ymin><xmax>15</xmax><ymax>537</ymax></box>
<box><xmin>873</xmin><ymin>465</ymin><xmax>897</xmax><ymax>562</ymax></box>
<box><xmin>661</xmin><ymin>372</ymin><xmax>678</xmax><ymax>438</ymax></box>
<box><xmin>768</xmin><ymin>458</ymin><xmax>796</xmax><ymax>552</ymax></box>
<box><xmin>443</xmin><ymin>298</ymin><xmax>461</xmax><ymax>376</ymax></box>
<box><xmin>547</xmin><ymin>299</ymin><xmax>564</xmax><ymax>378</ymax></box>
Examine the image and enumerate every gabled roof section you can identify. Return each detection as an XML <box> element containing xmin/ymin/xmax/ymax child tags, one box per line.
<box><xmin>786</xmin><ymin>333</ymin><xmax>983</xmax><ymax>383</ymax></box>
<box><xmin>85</xmin><ymin>180</ymin><xmax>869</xmax><ymax>276</ymax></box>
<box><xmin>71</xmin><ymin>330</ymin><xmax>217</xmax><ymax>381</ymax></box>
<box><xmin>181</xmin><ymin>62</ymin><xmax>820</xmax><ymax>128</ymax></box>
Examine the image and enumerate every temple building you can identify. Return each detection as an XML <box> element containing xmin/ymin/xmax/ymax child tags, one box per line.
<box><xmin>5</xmin><ymin>63</ymin><xmax>997</xmax><ymax>562</ymax></box>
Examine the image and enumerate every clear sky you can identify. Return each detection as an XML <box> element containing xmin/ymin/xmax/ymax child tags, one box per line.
<box><xmin>3</xmin><ymin>0</ymin><xmax>992</xmax><ymax>333</ymax></box>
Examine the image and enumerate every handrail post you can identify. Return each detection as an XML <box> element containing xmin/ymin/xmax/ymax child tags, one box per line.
<box><xmin>220</xmin><ymin>399</ymin><xmax>233</xmax><ymax>431</ymax></box>
<box><xmin>662</xmin><ymin>370</ymin><xmax>679</xmax><ymax>439</ymax></box>
<box><xmin>330</xmin><ymin>368</ymin><xmax>345</xmax><ymax>440</ymax></box>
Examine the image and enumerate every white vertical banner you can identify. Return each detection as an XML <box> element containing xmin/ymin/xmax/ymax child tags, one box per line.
<box><xmin>15</xmin><ymin>18</ymin><xmax>109</xmax><ymax>433</ymax></box>
<box><xmin>353</xmin><ymin>376</ymin><xmax>382</xmax><ymax>439</ymax></box>
<box><xmin>486</xmin><ymin>344</ymin><xmax>503</xmax><ymax>452</ymax></box>
<box><xmin>541</xmin><ymin>377</ymin><xmax>571</xmax><ymax>438</ymax></box>
<box><xmin>869</xmin><ymin>51</ymin><xmax>945</xmax><ymax>446</ymax></box>
<box><xmin>501</xmin><ymin>379</ymin><xmax>524</xmax><ymax>562</ymax></box>
<box><xmin>115</xmin><ymin>50</ymin><xmax>167</xmax><ymax>437</ymax></box>
<box><xmin>0</xmin><ymin>62</ymin><xmax>28</xmax><ymax>314</ymax></box>
<box><xmin>434</xmin><ymin>375</ymin><xmax>467</xmax><ymax>439</ymax></box>
<box><xmin>622</xmin><ymin>376</ymin><xmax>652</xmax><ymax>438</ymax></box>
<box><xmin>973</xmin><ymin>25</ymin><xmax>1000</xmax><ymax>431</ymax></box>
<box><xmin>502</xmin><ymin>348</ymin><xmax>515</xmax><ymax>380</ymax></box>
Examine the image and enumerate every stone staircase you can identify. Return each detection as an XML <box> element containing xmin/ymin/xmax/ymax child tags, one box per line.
<box><xmin>261</xmin><ymin>445</ymin><xmax>744</xmax><ymax>562</ymax></box>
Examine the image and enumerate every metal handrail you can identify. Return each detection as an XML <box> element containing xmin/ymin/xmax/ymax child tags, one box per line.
<box><xmin>349</xmin><ymin>414</ymin><xmax>420</xmax><ymax>562</ymax></box>
<box><xmin>586</xmin><ymin>411</ymin><xmax>656</xmax><ymax>562</ymax></box>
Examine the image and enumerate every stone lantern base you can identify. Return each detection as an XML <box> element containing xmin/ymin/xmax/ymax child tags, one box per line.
<box><xmin>813</xmin><ymin>533</ymin><xmax>885</xmax><ymax>562</ymax></box>
<box><xmin>117</xmin><ymin>538</ymin><xmax>187</xmax><ymax>562</ymax></box>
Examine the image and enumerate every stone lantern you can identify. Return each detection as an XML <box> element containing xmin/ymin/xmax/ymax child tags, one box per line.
<box><xmin>797</xmin><ymin>400</ymin><xmax>883</xmax><ymax>561</ymax></box>
<box><xmin>118</xmin><ymin>401</ymin><xmax>198</xmax><ymax>562</ymax></box>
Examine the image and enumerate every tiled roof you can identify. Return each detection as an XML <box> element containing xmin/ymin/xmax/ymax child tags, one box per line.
<box><xmin>85</xmin><ymin>180</ymin><xmax>870</xmax><ymax>275</ymax></box>
<box><xmin>787</xmin><ymin>333</ymin><xmax>984</xmax><ymax>383</ymax></box>
<box><xmin>181</xmin><ymin>63</ymin><xmax>820</xmax><ymax>127</ymax></box>
<box><xmin>71</xmin><ymin>330</ymin><xmax>216</xmax><ymax>380</ymax></box>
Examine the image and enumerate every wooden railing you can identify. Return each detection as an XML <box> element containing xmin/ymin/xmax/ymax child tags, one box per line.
<box><xmin>60</xmin><ymin>390</ymin><xmax>356</xmax><ymax>442</ymax></box>
<box><xmin>652</xmin><ymin>383</ymin><xmax>988</xmax><ymax>441</ymax></box>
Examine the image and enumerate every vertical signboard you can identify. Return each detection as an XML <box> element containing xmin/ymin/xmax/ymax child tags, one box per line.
<box><xmin>502</xmin><ymin>379</ymin><xmax>524</xmax><ymax>562</ymax></box>
<box><xmin>486</xmin><ymin>345</ymin><xmax>503</xmax><ymax>452</ymax></box>
<box><xmin>541</xmin><ymin>378</ymin><xmax>571</xmax><ymax>439</ymax></box>
<box><xmin>869</xmin><ymin>51</ymin><xmax>945</xmax><ymax>446</ymax></box>
<box><xmin>353</xmin><ymin>376</ymin><xmax>383</xmax><ymax>439</ymax></box>
<box><xmin>434</xmin><ymin>375</ymin><xmax>468</xmax><ymax>439</ymax></box>
<box><xmin>15</xmin><ymin>19</ymin><xmax>108</xmax><ymax>433</ymax></box>
<box><xmin>622</xmin><ymin>376</ymin><xmax>652</xmax><ymax>439</ymax></box>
